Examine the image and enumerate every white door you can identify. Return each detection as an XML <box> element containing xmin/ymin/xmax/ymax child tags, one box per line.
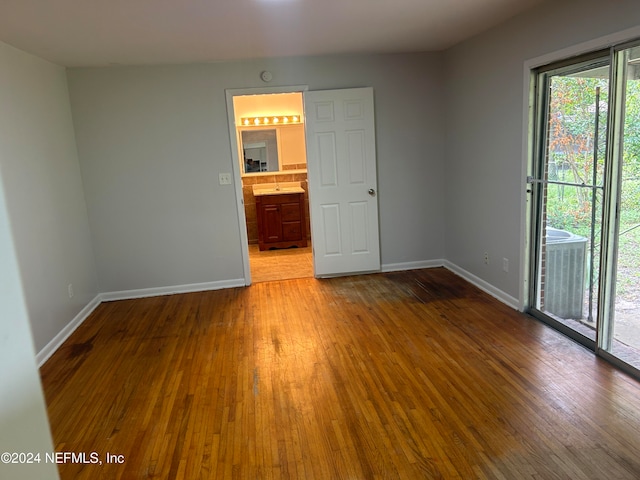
<box><xmin>304</xmin><ymin>87</ymin><xmax>380</xmax><ymax>277</ymax></box>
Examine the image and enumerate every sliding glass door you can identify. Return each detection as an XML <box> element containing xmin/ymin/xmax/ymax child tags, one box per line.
<box><xmin>530</xmin><ymin>42</ymin><xmax>640</xmax><ymax>378</ymax></box>
<box><xmin>599</xmin><ymin>43</ymin><xmax>640</xmax><ymax>371</ymax></box>
<box><xmin>530</xmin><ymin>54</ymin><xmax>609</xmax><ymax>346</ymax></box>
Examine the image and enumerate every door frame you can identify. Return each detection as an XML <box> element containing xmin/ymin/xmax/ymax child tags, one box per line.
<box><xmin>521</xmin><ymin>25</ymin><xmax>640</xmax><ymax>312</ymax></box>
<box><xmin>526</xmin><ymin>51</ymin><xmax>610</xmax><ymax>352</ymax></box>
<box><xmin>225</xmin><ymin>85</ymin><xmax>309</xmax><ymax>286</ymax></box>
<box><xmin>523</xmin><ymin>36</ymin><xmax>640</xmax><ymax>381</ymax></box>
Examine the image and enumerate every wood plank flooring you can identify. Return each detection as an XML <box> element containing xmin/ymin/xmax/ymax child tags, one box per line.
<box><xmin>41</xmin><ymin>268</ymin><xmax>640</xmax><ymax>479</ymax></box>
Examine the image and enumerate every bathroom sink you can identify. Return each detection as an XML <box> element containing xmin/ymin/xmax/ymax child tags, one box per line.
<box><xmin>252</xmin><ymin>182</ymin><xmax>304</xmax><ymax>196</ymax></box>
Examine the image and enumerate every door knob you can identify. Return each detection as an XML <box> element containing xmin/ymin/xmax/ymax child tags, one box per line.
<box><xmin>368</xmin><ymin>188</ymin><xmax>376</xmax><ymax>196</ymax></box>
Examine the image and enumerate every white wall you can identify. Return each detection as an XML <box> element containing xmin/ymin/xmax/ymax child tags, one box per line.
<box><xmin>0</xmin><ymin>173</ymin><xmax>59</xmax><ymax>480</ymax></box>
<box><xmin>67</xmin><ymin>52</ymin><xmax>446</xmax><ymax>293</ymax></box>
<box><xmin>443</xmin><ymin>0</ymin><xmax>640</xmax><ymax>303</ymax></box>
<box><xmin>0</xmin><ymin>43</ymin><xmax>61</xmax><ymax>480</ymax></box>
<box><xmin>0</xmin><ymin>42</ymin><xmax>99</xmax><ymax>354</ymax></box>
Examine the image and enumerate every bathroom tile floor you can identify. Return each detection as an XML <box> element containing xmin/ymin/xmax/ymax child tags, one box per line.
<box><xmin>249</xmin><ymin>243</ymin><xmax>313</xmax><ymax>283</ymax></box>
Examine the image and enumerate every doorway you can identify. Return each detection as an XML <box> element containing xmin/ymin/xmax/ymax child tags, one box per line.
<box><xmin>226</xmin><ymin>87</ymin><xmax>313</xmax><ymax>283</ymax></box>
<box><xmin>226</xmin><ymin>86</ymin><xmax>381</xmax><ymax>284</ymax></box>
<box><xmin>528</xmin><ymin>42</ymin><xmax>640</xmax><ymax>378</ymax></box>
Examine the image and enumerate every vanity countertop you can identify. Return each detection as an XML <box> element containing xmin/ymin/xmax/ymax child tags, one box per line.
<box><xmin>252</xmin><ymin>182</ymin><xmax>304</xmax><ymax>196</ymax></box>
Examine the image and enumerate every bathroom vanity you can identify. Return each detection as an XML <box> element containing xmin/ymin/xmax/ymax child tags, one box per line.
<box><xmin>253</xmin><ymin>183</ymin><xmax>307</xmax><ymax>251</ymax></box>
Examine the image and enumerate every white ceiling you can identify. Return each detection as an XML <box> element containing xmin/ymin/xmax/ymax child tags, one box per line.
<box><xmin>0</xmin><ymin>0</ymin><xmax>546</xmax><ymax>67</ymax></box>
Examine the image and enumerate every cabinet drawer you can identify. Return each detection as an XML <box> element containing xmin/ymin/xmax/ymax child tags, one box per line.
<box><xmin>261</xmin><ymin>193</ymin><xmax>300</xmax><ymax>205</ymax></box>
<box><xmin>282</xmin><ymin>222</ymin><xmax>302</xmax><ymax>241</ymax></box>
<box><xmin>281</xmin><ymin>203</ymin><xmax>301</xmax><ymax>222</ymax></box>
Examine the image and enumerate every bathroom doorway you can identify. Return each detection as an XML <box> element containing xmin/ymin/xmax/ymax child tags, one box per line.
<box><xmin>226</xmin><ymin>86</ymin><xmax>313</xmax><ymax>283</ymax></box>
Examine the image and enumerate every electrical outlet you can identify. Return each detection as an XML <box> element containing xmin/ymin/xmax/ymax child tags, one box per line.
<box><xmin>484</xmin><ymin>252</ymin><xmax>489</xmax><ymax>265</ymax></box>
<box><xmin>218</xmin><ymin>173</ymin><xmax>232</xmax><ymax>185</ymax></box>
<box><xmin>503</xmin><ymin>258</ymin><xmax>509</xmax><ymax>273</ymax></box>
<box><xmin>68</xmin><ymin>283</ymin><xmax>74</xmax><ymax>298</ymax></box>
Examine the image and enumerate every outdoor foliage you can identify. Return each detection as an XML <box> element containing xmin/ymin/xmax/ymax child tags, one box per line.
<box><xmin>546</xmin><ymin>75</ymin><xmax>608</xmax><ymax>236</ymax></box>
<box><xmin>546</xmin><ymin>74</ymin><xmax>640</xmax><ymax>233</ymax></box>
<box><xmin>544</xmin><ymin>69</ymin><xmax>640</xmax><ymax>302</ymax></box>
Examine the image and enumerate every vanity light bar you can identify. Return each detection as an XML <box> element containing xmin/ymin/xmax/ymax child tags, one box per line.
<box><xmin>240</xmin><ymin>115</ymin><xmax>302</xmax><ymax>126</ymax></box>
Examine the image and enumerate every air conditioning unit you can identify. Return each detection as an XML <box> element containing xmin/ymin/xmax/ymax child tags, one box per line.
<box><xmin>544</xmin><ymin>227</ymin><xmax>588</xmax><ymax>319</ymax></box>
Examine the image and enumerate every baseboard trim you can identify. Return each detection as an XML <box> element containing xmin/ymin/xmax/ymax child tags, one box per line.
<box><xmin>36</xmin><ymin>294</ymin><xmax>102</xmax><ymax>367</ymax></box>
<box><xmin>381</xmin><ymin>259</ymin><xmax>520</xmax><ymax>311</ymax></box>
<box><xmin>37</xmin><ymin>278</ymin><xmax>246</xmax><ymax>366</ymax></box>
<box><xmin>443</xmin><ymin>261</ymin><xmax>520</xmax><ymax>310</ymax></box>
<box><xmin>381</xmin><ymin>259</ymin><xmax>445</xmax><ymax>272</ymax></box>
<box><xmin>36</xmin><ymin>267</ymin><xmax>519</xmax><ymax>367</ymax></box>
<box><xmin>100</xmin><ymin>278</ymin><xmax>246</xmax><ymax>302</ymax></box>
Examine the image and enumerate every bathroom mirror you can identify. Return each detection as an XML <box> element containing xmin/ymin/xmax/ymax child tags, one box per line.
<box><xmin>238</xmin><ymin>124</ymin><xmax>307</xmax><ymax>176</ymax></box>
<box><xmin>241</xmin><ymin>129</ymin><xmax>279</xmax><ymax>173</ymax></box>
<box><xmin>233</xmin><ymin>91</ymin><xmax>308</xmax><ymax>176</ymax></box>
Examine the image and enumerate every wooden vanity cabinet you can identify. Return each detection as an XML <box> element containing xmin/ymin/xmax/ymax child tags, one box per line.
<box><xmin>256</xmin><ymin>192</ymin><xmax>307</xmax><ymax>251</ymax></box>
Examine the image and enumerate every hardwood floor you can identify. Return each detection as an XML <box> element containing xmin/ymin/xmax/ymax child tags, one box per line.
<box><xmin>41</xmin><ymin>268</ymin><xmax>640</xmax><ymax>479</ymax></box>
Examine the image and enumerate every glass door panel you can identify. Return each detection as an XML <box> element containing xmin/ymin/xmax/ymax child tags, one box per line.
<box><xmin>603</xmin><ymin>45</ymin><xmax>640</xmax><ymax>370</ymax></box>
<box><xmin>531</xmin><ymin>59</ymin><xmax>610</xmax><ymax>344</ymax></box>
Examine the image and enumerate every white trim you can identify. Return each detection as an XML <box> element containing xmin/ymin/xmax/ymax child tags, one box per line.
<box><xmin>100</xmin><ymin>278</ymin><xmax>246</xmax><ymax>302</ymax></box>
<box><xmin>382</xmin><ymin>259</ymin><xmax>520</xmax><ymax>311</ymax></box>
<box><xmin>525</xmin><ymin>25</ymin><xmax>640</xmax><ymax>71</ymax></box>
<box><xmin>36</xmin><ymin>294</ymin><xmax>102</xmax><ymax>367</ymax></box>
<box><xmin>520</xmin><ymin>67</ymin><xmax>535</xmax><ymax>313</ymax></box>
<box><xmin>36</xmin><ymin>264</ymin><xmax>521</xmax><ymax>367</ymax></box>
<box><xmin>443</xmin><ymin>261</ymin><xmax>520</xmax><ymax>311</ymax></box>
<box><xmin>381</xmin><ymin>259</ymin><xmax>445</xmax><ymax>272</ymax></box>
<box><xmin>36</xmin><ymin>278</ymin><xmax>246</xmax><ymax>366</ymax></box>
<box><xmin>225</xmin><ymin>85</ymin><xmax>310</xmax><ymax>287</ymax></box>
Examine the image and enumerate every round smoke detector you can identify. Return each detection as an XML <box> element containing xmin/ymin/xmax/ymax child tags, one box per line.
<box><xmin>260</xmin><ymin>71</ymin><xmax>273</xmax><ymax>82</ymax></box>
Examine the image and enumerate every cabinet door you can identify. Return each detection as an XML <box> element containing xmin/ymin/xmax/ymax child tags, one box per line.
<box><xmin>262</xmin><ymin>205</ymin><xmax>282</xmax><ymax>242</ymax></box>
